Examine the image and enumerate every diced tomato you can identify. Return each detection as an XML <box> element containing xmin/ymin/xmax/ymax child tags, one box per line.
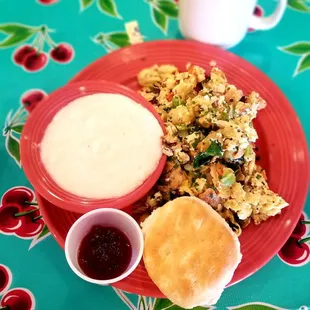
<box><xmin>166</xmin><ymin>92</ymin><xmax>174</xmax><ymax>102</ymax></box>
<box><xmin>194</xmin><ymin>83</ymin><xmax>203</xmax><ymax>93</ymax></box>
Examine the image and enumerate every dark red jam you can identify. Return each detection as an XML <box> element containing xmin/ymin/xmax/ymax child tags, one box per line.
<box><xmin>78</xmin><ymin>225</ymin><xmax>132</xmax><ymax>280</ymax></box>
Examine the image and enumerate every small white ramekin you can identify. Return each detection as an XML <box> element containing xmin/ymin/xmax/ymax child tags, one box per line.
<box><xmin>65</xmin><ymin>208</ymin><xmax>144</xmax><ymax>285</ymax></box>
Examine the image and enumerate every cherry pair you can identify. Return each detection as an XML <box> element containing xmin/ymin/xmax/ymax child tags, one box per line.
<box><xmin>0</xmin><ymin>187</ymin><xmax>44</xmax><ymax>238</ymax></box>
<box><xmin>278</xmin><ymin>213</ymin><xmax>310</xmax><ymax>265</ymax></box>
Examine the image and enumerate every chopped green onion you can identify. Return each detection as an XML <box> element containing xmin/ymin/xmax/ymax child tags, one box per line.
<box><xmin>176</xmin><ymin>124</ymin><xmax>188</xmax><ymax>131</ymax></box>
<box><xmin>244</xmin><ymin>145</ymin><xmax>252</xmax><ymax>156</ymax></box>
<box><xmin>192</xmin><ymin>138</ymin><xmax>200</xmax><ymax>148</ymax></box>
<box><xmin>220</xmin><ymin>171</ymin><xmax>236</xmax><ymax>186</ymax></box>
<box><xmin>220</xmin><ymin>111</ymin><xmax>229</xmax><ymax>121</ymax></box>
<box><xmin>206</xmin><ymin>140</ymin><xmax>223</xmax><ymax>157</ymax></box>
<box><xmin>172</xmin><ymin>97</ymin><xmax>185</xmax><ymax>108</ymax></box>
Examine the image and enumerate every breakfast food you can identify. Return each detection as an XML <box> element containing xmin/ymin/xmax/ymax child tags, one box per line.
<box><xmin>135</xmin><ymin>64</ymin><xmax>288</xmax><ymax>235</ymax></box>
<box><xmin>142</xmin><ymin>196</ymin><xmax>242</xmax><ymax>308</ymax></box>
<box><xmin>40</xmin><ymin>93</ymin><xmax>163</xmax><ymax>199</ymax></box>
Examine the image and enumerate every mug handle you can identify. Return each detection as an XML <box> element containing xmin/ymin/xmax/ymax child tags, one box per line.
<box><xmin>248</xmin><ymin>0</ymin><xmax>287</xmax><ymax>30</ymax></box>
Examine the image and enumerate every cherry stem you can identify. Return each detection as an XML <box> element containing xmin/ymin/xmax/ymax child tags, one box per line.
<box><xmin>37</xmin><ymin>32</ymin><xmax>45</xmax><ymax>54</ymax></box>
<box><xmin>301</xmin><ymin>220</ymin><xmax>310</xmax><ymax>225</ymax></box>
<box><xmin>95</xmin><ymin>34</ymin><xmax>106</xmax><ymax>44</ymax></box>
<box><xmin>32</xmin><ymin>215</ymin><xmax>43</xmax><ymax>222</ymax></box>
<box><xmin>10</xmin><ymin>105</ymin><xmax>25</xmax><ymax>126</ymax></box>
<box><xmin>102</xmin><ymin>40</ymin><xmax>114</xmax><ymax>52</ymax></box>
<box><xmin>299</xmin><ymin>236</ymin><xmax>310</xmax><ymax>244</ymax></box>
<box><xmin>14</xmin><ymin>208</ymin><xmax>39</xmax><ymax>218</ymax></box>
<box><xmin>3</xmin><ymin>127</ymin><xmax>9</xmax><ymax>135</ymax></box>
<box><xmin>42</xmin><ymin>27</ymin><xmax>57</xmax><ymax>49</ymax></box>
<box><xmin>24</xmin><ymin>201</ymin><xmax>38</xmax><ymax>206</ymax></box>
<box><xmin>31</xmin><ymin>32</ymin><xmax>42</xmax><ymax>49</ymax></box>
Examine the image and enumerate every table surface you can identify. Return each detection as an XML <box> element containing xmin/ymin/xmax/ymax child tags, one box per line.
<box><xmin>0</xmin><ymin>0</ymin><xmax>309</xmax><ymax>309</ymax></box>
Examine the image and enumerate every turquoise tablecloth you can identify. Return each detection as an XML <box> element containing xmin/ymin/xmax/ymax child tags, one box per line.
<box><xmin>0</xmin><ymin>0</ymin><xmax>309</xmax><ymax>309</ymax></box>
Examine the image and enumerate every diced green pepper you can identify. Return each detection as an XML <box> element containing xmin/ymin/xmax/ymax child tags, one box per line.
<box><xmin>206</xmin><ymin>140</ymin><xmax>223</xmax><ymax>157</ymax></box>
<box><xmin>193</xmin><ymin>140</ymin><xmax>223</xmax><ymax>168</ymax></box>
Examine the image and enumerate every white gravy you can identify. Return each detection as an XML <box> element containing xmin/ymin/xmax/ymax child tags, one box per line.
<box><xmin>40</xmin><ymin>93</ymin><xmax>163</xmax><ymax>199</ymax></box>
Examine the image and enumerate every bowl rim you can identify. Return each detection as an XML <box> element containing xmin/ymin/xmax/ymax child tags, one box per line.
<box><xmin>64</xmin><ymin>208</ymin><xmax>144</xmax><ymax>285</ymax></box>
<box><xmin>20</xmin><ymin>80</ymin><xmax>167</xmax><ymax>214</ymax></box>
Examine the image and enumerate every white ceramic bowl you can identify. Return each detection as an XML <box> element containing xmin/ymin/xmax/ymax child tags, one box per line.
<box><xmin>65</xmin><ymin>208</ymin><xmax>144</xmax><ymax>285</ymax></box>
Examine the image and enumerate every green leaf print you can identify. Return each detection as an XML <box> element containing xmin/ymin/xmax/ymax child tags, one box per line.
<box><xmin>107</xmin><ymin>32</ymin><xmax>130</xmax><ymax>47</ymax></box>
<box><xmin>154</xmin><ymin>298</ymin><xmax>173</xmax><ymax>310</ymax></box>
<box><xmin>6</xmin><ymin>133</ymin><xmax>21</xmax><ymax>167</ymax></box>
<box><xmin>94</xmin><ymin>33</ymin><xmax>104</xmax><ymax>42</ymax></box>
<box><xmin>37</xmin><ymin>224</ymin><xmax>50</xmax><ymax>239</ymax></box>
<box><xmin>97</xmin><ymin>0</ymin><xmax>122</xmax><ymax>18</ymax></box>
<box><xmin>152</xmin><ymin>7</ymin><xmax>168</xmax><ymax>33</ymax></box>
<box><xmin>288</xmin><ymin>0</ymin><xmax>310</xmax><ymax>12</ymax></box>
<box><xmin>93</xmin><ymin>32</ymin><xmax>130</xmax><ymax>52</ymax></box>
<box><xmin>157</xmin><ymin>0</ymin><xmax>179</xmax><ymax>18</ymax></box>
<box><xmin>227</xmin><ymin>302</ymin><xmax>285</xmax><ymax>310</ymax></box>
<box><xmin>10</xmin><ymin>124</ymin><xmax>24</xmax><ymax>134</ymax></box>
<box><xmin>0</xmin><ymin>24</ymin><xmax>36</xmax><ymax>48</ymax></box>
<box><xmin>153</xmin><ymin>299</ymin><xmax>209</xmax><ymax>310</ymax></box>
<box><xmin>80</xmin><ymin>0</ymin><xmax>94</xmax><ymax>11</ymax></box>
<box><xmin>295</xmin><ymin>53</ymin><xmax>310</xmax><ymax>76</ymax></box>
<box><xmin>280</xmin><ymin>41</ymin><xmax>310</xmax><ymax>54</ymax></box>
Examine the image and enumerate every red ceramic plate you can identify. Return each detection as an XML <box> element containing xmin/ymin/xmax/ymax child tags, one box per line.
<box><xmin>39</xmin><ymin>40</ymin><xmax>309</xmax><ymax>297</ymax></box>
<box><xmin>21</xmin><ymin>80</ymin><xmax>166</xmax><ymax>214</ymax></box>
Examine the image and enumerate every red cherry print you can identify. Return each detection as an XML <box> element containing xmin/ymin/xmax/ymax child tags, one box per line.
<box><xmin>50</xmin><ymin>43</ymin><xmax>74</xmax><ymax>63</ymax></box>
<box><xmin>248</xmin><ymin>5</ymin><xmax>264</xmax><ymax>32</ymax></box>
<box><xmin>38</xmin><ymin>0</ymin><xmax>59</xmax><ymax>4</ymax></box>
<box><xmin>253</xmin><ymin>5</ymin><xmax>263</xmax><ymax>17</ymax></box>
<box><xmin>13</xmin><ymin>46</ymin><xmax>36</xmax><ymax>65</ymax></box>
<box><xmin>0</xmin><ymin>288</ymin><xmax>34</xmax><ymax>310</ymax></box>
<box><xmin>278</xmin><ymin>235</ymin><xmax>310</xmax><ymax>265</ymax></box>
<box><xmin>2</xmin><ymin>187</ymin><xmax>34</xmax><ymax>208</ymax></box>
<box><xmin>21</xmin><ymin>90</ymin><xmax>47</xmax><ymax>113</ymax></box>
<box><xmin>280</xmin><ymin>236</ymin><xmax>306</xmax><ymax>260</ymax></box>
<box><xmin>0</xmin><ymin>265</ymin><xmax>11</xmax><ymax>295</ymax></box>
<box><xmin>23</xmin><ymin>52</ymin><xmax>48</xmax><ymax>72</ymax></box>
<box><xmin>16</xmin><ymin>207</ymin><xmax>44</xmax><ymax>238</ymax></box>
<box><xmin>0</xmin><ymin>204</ymin><xmax>23</xmax><ymax>233</ymax></box>
<box><xmin>293</xmin><ymin>213</ymin><xmax>307</xmax><ymax>238</ymax></box>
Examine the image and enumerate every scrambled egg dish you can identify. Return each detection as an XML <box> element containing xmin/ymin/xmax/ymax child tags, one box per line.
<box><xmin>134</xmin><ymin>64</ymin><xmax>288</xmax><ymax>235</ymax></box>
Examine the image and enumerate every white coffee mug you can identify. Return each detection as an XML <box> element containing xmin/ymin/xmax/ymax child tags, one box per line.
<box><xmin>179</xmin><ymin>0</ymin><xmax>287</xmax><ymax>48</ymax></box>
